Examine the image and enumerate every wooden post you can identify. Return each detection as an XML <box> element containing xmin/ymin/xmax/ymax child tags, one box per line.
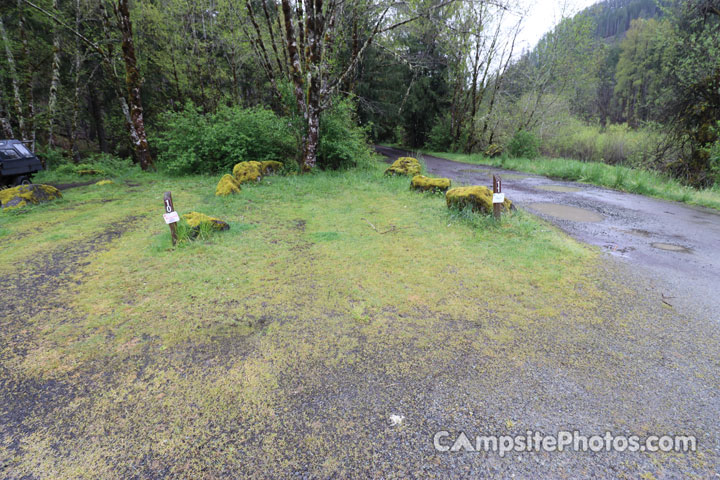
<box><xmin>163</xmin><ymin>191</ymin><xmax>179</xmax><ymax>245</ymax></box>
<box><xmin>492</xmin><ymin>175</ymin><xmax>502</xmax><ymax>221</ymax></box>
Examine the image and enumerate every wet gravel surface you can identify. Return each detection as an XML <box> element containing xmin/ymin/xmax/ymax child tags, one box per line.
<box><xmin>377</xmin><ymin>146</ymin><xmax>720</xmax><ymax>322</ymax></box>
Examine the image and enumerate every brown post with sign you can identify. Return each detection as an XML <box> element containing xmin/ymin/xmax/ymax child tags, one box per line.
<box><xmin>493</xmin><ymin>175</ymin><xmax>502</xmax><ymax>221</ymax></box>
<box><xmin>163</xmin><ymin>191</ymin><xmax>178</xmax><ymax>246</ymax></box>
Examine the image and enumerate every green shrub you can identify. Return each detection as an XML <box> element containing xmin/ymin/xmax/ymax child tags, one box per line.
<box><xmin>508</xmin><ymin>130</ymin><xmax>540</xmax><ymax>159</ymax></box>
<box><xmin>36</xmin><ymin>147</ymin><xmax>68</xmax><ymax>169</ymax></box>
<box><xmin>426</xmin><ymin>114</ymin><xmax>454</xmax><ymax>152</ymax></box>
<box><xmin>155</xmin><ymin>103</ymin><xmax>297</xmax><ymax>175</ymax></box>
<box><xmin>708</xmin><ymin>124</ymin><xmax>720</xmax><ymax>187</ymax></box>
<box><xmin>317</xmin><ymin>99</ymin><xmax>374</xmax><ymax>170</ymax></box>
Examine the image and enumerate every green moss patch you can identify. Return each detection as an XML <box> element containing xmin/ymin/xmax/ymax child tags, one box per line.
<box><xmin>410</xmin><ymin>175</ymin><xmax>451</xmax><ymax>193</ymax></box>
<box><xmin>445</xmin><ymin>185</ymin><xmax>512</xmax><ymax>214</ymax></box>
<box><xmin>260</xmin><ymin>161</ymin><xmax>284</xmax><ymax>175</ymax></box>
<box><xmin>385</xmin><ymin>156</ymin><xmax>422</xmax><ymax>177</ymax></box>
<box><xmin>215</xmin><ymin>174</ymin><xmax>242</xmax><ymax>196</ymax></box>
<box><xmin>0</xmin><ymin>184</ymin><xmax>63</xmax><ymax>210</ymax></box>
<box><xmin>182</xmin><ymin>212</ymin><xmax>230</xmax><ymax>231</ymax></box>
<box><xmin>233</xmin><ymin>161</ymin><xmax>263</xmax><ymax>184</ymax></box>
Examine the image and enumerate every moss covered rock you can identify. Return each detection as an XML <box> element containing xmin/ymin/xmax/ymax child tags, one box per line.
<box><xmin>261</xmin><ymin>160</ymin><xmax>283</xmax><ymax>175</ymax></box>
<box><xmin>445</xmin><ymin>186</ymin><xmax>512</xmax><ymax>214</ymax></box>
<box><xmin>215</xmin><ymin>174</ymin><xmax>242</xmax><ymax>196</ymax></box>
<box><xmin>232</xmin><ymin>161</ymin><xmax>263</xmax><ymax>184</ymax></box>
<box><xmin>411</xmin><ymin>175</ymin><xmax>451</xmax><ymax>193</ymax></box>
<box><xmin>182</xmin><ymin>212</ymin><xmax>230</xmax><ymax>231</ymax></box>
<box><xmin>385</xmin><ymin>156</ymin><xmax>422</xmax><ymax>177</ymax></box>
<box><xmin>484</xmin><ymin>144</ymin><xmax>503</xmax><ymax>158</ymax></box>
<box><xmin>0</xmin><ymin>184</ymin><xmax>62</xmax><ymax>210</ymax></box>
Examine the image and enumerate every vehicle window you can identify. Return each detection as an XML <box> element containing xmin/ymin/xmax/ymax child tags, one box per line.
<box><xmin>14</xmin><ymin>143</ymin><xmax>31</xmax><ymax>157</ymax></box>
<box><xmin>2</xmin><ymin>149</ymin><xmax>19</xmax><ymax>159</ymax></box>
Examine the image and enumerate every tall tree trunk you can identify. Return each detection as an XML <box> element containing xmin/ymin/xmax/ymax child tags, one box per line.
<box><xmin>69</xmin><ymin>0</ymin><xmax>81</xmax><ymax>161</ymax></box>
<box><xmin>47</xmin><ymin>0</ymin><xmax>62</xmax><ymax>147</ymax></box>
<box><xmin>17</xmin><ymin>0</ymin><xmax>35</xmax><ymax>152</ymax></box>
<box><xmin>0</xmin><ymin>16</ymin><xmax>26</xmax><ymax>141</ymax></box>
<box><xmin>116</xmin><ymin>0</ymin><xmax>153</xmax><ymax>170</ymax></box>
<box><xmin>0</xmin><ymin>94</ymin><xmax>14</xmax><ymax>138</ymax></box>
<box><xmin>88</xmin><ymin>81</ymin><xmax>107</xmax><ymax>153</ymax></box>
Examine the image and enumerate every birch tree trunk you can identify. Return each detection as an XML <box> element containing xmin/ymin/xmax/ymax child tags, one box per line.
<box><xmin>248</xmin><ymin>0</ymin><xmax>455</xmax><ymax>171</ymax></box>
<box><xmin>0</xmin><ymin>16</ymin><xmax>26</xmax><ymax>141</ymax></box>
<box><xmin>47</xmin><ymin>0</ymin><xmax>62</xmax><ymax>147</ymax></box>
<box><xmin>0</xmin><ymin>94</ymin><xmax>14</xmax><ymax>138</ymax></box>
<box><xmin>17</xmin><ymin>0</ymin><xmax>36</xmax><ymax>152</ymax></box>
<box><xmin>69</xmin><ymin>0</ymin><xmax>81</xmax><ymax>161</ymax></box>
<box><xmin>116</xmin><ymin>0</ymin><xmax>153</xmax><ymax>170</ymax></box>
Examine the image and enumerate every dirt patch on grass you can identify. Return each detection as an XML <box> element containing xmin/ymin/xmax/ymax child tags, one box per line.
<box><xmin>0</xmin><ymin>215</ymin><xmax>144</xmax><ymax>464</ymax></box>
<box><xmin>51</xmin><ymin>181</ymin><xmax>97</xmax><ymax>191</ymax></box>
<box><xmin>0</xmin><ymin>215</ymin><xmax>142</xmax><ymax>321</ymax></box>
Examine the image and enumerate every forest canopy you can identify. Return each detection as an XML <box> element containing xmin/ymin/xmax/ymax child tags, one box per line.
<box><xmin>0</xmin><ymin>0</ymin><xmax>718</xmax><ymax>186</ymax></box>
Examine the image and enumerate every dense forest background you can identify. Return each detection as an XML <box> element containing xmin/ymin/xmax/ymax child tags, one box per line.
<box><xmin>0</xmin><ymin>0</ymin><xmax>718</xmax><ymax>185</ymax></box>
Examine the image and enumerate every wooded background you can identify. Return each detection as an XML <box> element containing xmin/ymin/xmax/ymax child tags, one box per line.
<box><xmin>0</xmin><ymin>0</ymin><xmax>718</xmax><ymax>185</ymax></box>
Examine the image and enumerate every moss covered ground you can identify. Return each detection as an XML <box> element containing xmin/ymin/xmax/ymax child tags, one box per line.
<box><xmin>1</xmin><ymin>164</ymin><xmax>717</xmax><ymax>478</ymax></box>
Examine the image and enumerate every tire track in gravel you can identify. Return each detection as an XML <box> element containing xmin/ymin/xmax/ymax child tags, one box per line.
<box><xmin>0</xmin><ymin>214</ymin><xmax>147</xmax><ymax>465</ymax></box>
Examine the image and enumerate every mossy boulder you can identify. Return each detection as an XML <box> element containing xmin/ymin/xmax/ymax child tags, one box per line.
<box><xmin>261</xmin><ymin>160</ymin><xmax>283</xmax><ymax>175</ymax></box>
<box><xmin>411</xmin><ymin>175</ymin><xmax>451</xmax><ymax>193</ymax></box>
<box><xmin>215</xmin><ymin>174</ymin><xmax>242</xmax><ymax>196</ymax></box>
<box><xmin>0</xmin><ymin>184</ymin><xmax>62</xmax><ymax>210</ymax></box>
<box><xmin>182</xmin><ymin>212</ymin><xmax>230</xmax><ymax>231</ymax></box>
<box><xmin>232</xmin><ymin>161</ymin><xmax>263</xmax><ymax>184</ymax></box>
<box><xmin>385</xmin><ymin>156</ymin><xmax>422</xmax><ymax>177</ymax></box>
<box><xmin>484</xmin><ymin>144</ymin><xmax>504</xmax><ymax>158</ymax></box>
<box><xmin>445</xmin><ymin>186</ymin><xmax>512</xmax><ymax>214</ymax></box>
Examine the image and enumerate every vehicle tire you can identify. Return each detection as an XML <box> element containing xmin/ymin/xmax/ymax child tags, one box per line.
<box><xmin>13</xmin><ymin>175</ymin><xmax>31</xmax><ymax>186</ymax></box>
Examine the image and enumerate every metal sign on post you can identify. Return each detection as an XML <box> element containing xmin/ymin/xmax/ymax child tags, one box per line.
<box><xmin>163</xmin><ymin>191</ymin><xmax>179</xmax><ymax>245</ymax></box>
<box><xmin>492</xmin><ymin>175</ymin><xmax>503</xmax><ymax>220</ymax></box>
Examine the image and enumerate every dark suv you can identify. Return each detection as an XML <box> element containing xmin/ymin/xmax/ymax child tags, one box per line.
<box><xmin>0</xmin><ymin>139</ymin><xmax>43</xmax><ymax>186</ymax></box>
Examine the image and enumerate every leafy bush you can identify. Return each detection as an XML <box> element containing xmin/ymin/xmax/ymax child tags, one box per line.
<box><xmin>508</xmin><ymin>130</ymin><xmax>540</xmax><ymax>159</ymax></box>
<box><xmin>36</xmin><ymin>147</ymin><xmax>68</xmax><ymax>170</ymax></box>
<box><xmin>708</xmin><ymin>123</ymin><xmax>720</xmax><ymax>187</ymax></box>
<box><xmin>155</xmin><ymin>103</ymin><xmax>297</xmax><ymax>175</ymax></box>
<box><xmin>426</xmin><ymin>115</ymin><xmax>454</xmax><ymax>152</ymax></box>
<box><xmin>317</xmin><ymin>99</ymin><xmax>374</xmax><ymax>170</ymax></box>
<box><xmin>539</xmin><ymin>118</ymin><xmax>661</xmax><ymax>166</ymax></box>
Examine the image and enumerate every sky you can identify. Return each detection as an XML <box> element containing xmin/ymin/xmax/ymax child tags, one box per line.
<box><xmin>513</xmin><ymin>0</ymin><xmax>600</xmax><ymax>52</ymax></box>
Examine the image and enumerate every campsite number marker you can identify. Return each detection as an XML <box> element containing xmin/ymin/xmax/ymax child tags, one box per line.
<box><xmin>492</xmin><ymin>175</ymin><xmax>503</xmax><ymax>220</ymax></box>
<box><xmin>163</xmin><ymin>191</ymin><xmax>179</xmax><ymax>245</ymax></box>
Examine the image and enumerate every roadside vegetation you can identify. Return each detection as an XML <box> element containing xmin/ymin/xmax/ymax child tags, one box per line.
<box><xmin>421</xmin><ymin>148</ymin><xmax>720</xmax><ymax>212</ymax></box>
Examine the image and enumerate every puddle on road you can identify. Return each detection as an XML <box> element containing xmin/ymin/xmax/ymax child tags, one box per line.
<box><xmin>528</xmin><ymin>203</ymin><xmax>605</xmax><ymax>222</ymax></box>
<box><xmin>651</xmin><ymin>242</ymin><xmax>691</xmax><ymax>253</ymax></box>
<box><xmin>535</xmin><ymin>185</ymin><xmax>582</xmax><ymax>193</ymax></box>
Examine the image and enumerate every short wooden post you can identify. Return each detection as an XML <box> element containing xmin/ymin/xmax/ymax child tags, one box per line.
<box><xmin>163</xmin><ymin>191</ymin><xmax>179</xmax><ymax>245</ymax></box>
<box><xmin>492</xmin><ymin>175</ymin><xmax>503</xmax><ymax>221</ymax></box>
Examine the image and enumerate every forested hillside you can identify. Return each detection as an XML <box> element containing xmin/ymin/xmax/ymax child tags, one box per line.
<box><xmin>0</xmin><ymin>0</ymin><xmax>718</xmax><ymax>186</ymax></box>
<box><xmin>586</xmin><ymin>0</ymin><xmax>662</xmax><ymax>39</ymax></box>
